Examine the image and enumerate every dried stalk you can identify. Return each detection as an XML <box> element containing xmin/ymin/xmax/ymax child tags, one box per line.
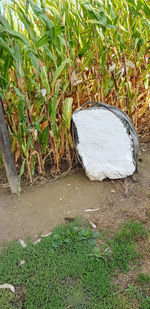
<box><xmin>122</xmin><ymin>50</ymin><xmax>128</xmax><ymax>111</ymax></box>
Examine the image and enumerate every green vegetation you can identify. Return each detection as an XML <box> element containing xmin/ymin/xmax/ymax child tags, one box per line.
<box><xmin>0</xmin><ymin>0</ymin><xmax>150</xmax><ymax>180</ymax></box>
<box><xmin>0</xmin><ymin>220</ymin><xmax>149</xmax><ymax>308</ymax></box>
<box><xmin>138</xmin><ymin>273</ymin><xmax>150</xmax><ymax>286</ymax></box>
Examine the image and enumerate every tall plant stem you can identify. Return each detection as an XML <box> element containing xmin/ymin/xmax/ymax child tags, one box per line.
<box><xmin>64</xmin><ymin>32</ymin><xmax>72</xmax><ymax>96</ymax></box>
<box><xmin>25</xmin><ymin>78</ymin><xmax>45</xmax><ymax>176</ymax></box>
<box><xmin>127</xmin><ymin>19</ymin><xmax>138</xmax><ymax>126</ymax></box>
<box><xmin>59</xmin><ymin>6</ymin><xmax>72</xmax><ymax>96</ymax></box>
<box><xmin>122</xmin><ymin>50</ymin><xmax>128</xmax><ymax>111</ymax></box>
<box><xmin>104</xmin><ymin>36</ymin><xmax>118</xmax><ymax>99</ymax></box>
<box><xmin>92</xmin><ymin>25</ymin><xmax>101</xmax><ymax>101</ymax></box>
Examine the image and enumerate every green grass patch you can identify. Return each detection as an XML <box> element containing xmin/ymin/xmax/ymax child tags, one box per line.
<box><xmin>138</xmin><ymin>274</ymin><xmax>150</xmax><ymax>286</ymax></box>
<box><xmin>110</xmin><ymin>221</ymin><xmax>147</xmax><ymax>272</ymax></box>
<box><xmin>0</xmin><ymin>220</ymin><xmax>149</xmax><ymax>309</ymax></box>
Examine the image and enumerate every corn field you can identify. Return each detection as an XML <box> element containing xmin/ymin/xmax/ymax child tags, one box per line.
<box><xmin>0</xmin><ymin>0</ymin><xmax>150</xmax><ymax>182</ymax></box>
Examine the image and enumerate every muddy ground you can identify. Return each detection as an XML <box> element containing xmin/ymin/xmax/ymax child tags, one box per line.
<box><xmin>0</xmin><ymin>144</ymin><xmax>150</xmax><ymax>277</ymax></box>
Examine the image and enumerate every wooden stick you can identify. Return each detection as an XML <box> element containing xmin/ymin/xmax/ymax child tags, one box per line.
<box><xmin>0</xmin><ymin>99</ymin><xmax>18</xmax><ymax>193</ymax></box>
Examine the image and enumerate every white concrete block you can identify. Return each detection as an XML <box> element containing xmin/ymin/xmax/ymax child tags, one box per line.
<box><xmin>72</xmin><ymin>108</ymin><xmax>136</xmax><ymax>181</ymax></box>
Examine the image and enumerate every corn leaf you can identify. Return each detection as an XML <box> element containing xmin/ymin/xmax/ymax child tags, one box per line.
<box><xmin>51</xmin><ymin>59</ymin><xmax>69</xmax><ymax>92</ymax></box>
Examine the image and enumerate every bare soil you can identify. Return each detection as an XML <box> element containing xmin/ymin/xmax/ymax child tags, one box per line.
<box><xmin>0</xmin><ymin>144</ymin><xmax>150</xmax><ymax>276</ymax></box>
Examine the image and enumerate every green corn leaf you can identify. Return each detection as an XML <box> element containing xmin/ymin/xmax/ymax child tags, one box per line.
<box><xmin>78</xmin><ymin>41</ymin><xmax>90</xmax><ymax>57</ymax></box>
<box><xmin>8</xmin><ymin>8</ymin><xmax>14</xmax><ymax>30</ymax></box>
<box><xmin>58</xmin><ymin>35</ymin><xmax>66</xmax><ymax>47</ymax></box>
<box><xmin>3</xmin><ymin>55</ymin><xmax>12</xmax><ymax>82</ymax></box>
<box><xmin>50</xmin><ymin>92</ymin><xmax>57</xmax><ymax>136</ymax></box>
<box><xmin>28</xmin><ymin>52</ymin><xmax>39</xmax><ymax>73</ymax></box>
<box><xmin>29</xmin><ymin>0</ymin><xmax>54</xmax><ymax>39</ymax></box>
<box><xmin>42</xmin><ymin>126</ymin><xmax>49</xmax><ymax>153</ymax></box>
<box><xmin>80</xmin><ymin>50</ymin><xmax>95</xmax><ymax>72</ymax></box>
<box><xmin>43</xmin><ymin>46</ymin><xmax>55</xmax><ymax>62</ymax></box>
<box><xmin>0</xmin><ymin>14</ymin><xmax>10</xmax><ymax>29</ymax></box>
<box><xmin>18</xmin><ymin>101</ymin><xmax>25</xmax><ymax>122</ymax></box>
<box><xmin>51</xmin><ymin>59</ymin><xmax>69</xmax><ymax>92</ymax></box>
<box><xmin>35</xmin><ymin>34</ymin><xmax>48</xmax><ymax>48</ymax></box>
<box><xmin>12</xmin><ymin>2</ymin><xmax>33</xmax><ymax>38</ymax></box>
<box><xmin>0</xmin><ymin>37</ymin><xmax>15</xmax><ymax>59</ymax></box>
<box><xmin>17</xmin><ymin>159</ymin><xmax>26</xmax><ymax>194</ymax></box>
<box><xmin>34</xmin><ymin>119</ymin><xmax>42</xmax><ymax>133</ymax></box>
<box><xmin>0</xmin><ymin>25</ymin><xmax>30</xmax><ymax>46</ymax></box>
<box><xmin>0</xmin><ymin>88</ymin><xmax>4</xmax><ymax>100</ymax></box>
<box><xmin>56</xmin><ymin>122</ymin><xmax>63</xmax><ymax>139</ymax></box>
<box><xmin>7</xmin><ymin>29</ymin><xmax>30</xmax><ymax>46</ymax></box>
<box><xmin>13</xmin><ymin>86</ymin><xmax>24</xmax><ymax>99</ymax></box>
<box><xmin>30</xmin><ymin>79</ymin><xmax>40</xmax><ymax>90</ymax></box>
<box><xmin>27</xmin><ymin>134</ymin><xmax>33</xmax><ymax>151</ymax></box>
<box><xmin>14</xmin><ymin>43</ymin><xmax>24</xmax><ymax>78</ymax></box>
<box><xmin>87</xmin><ymin>19</ymin><xmax>106</xmax><ymax>27</ymax></box>
<box><xmin>63</xmin><ymin>97</ymin><xmax>73</xmax><ymax>130</ymax></box>
<box><xmin>54</xmin><ymin>25</ymin><xmax>65</xmax><ymax>36</ymax></box>
<box><xmin>104</xmin><ymin>79</ymin><xmax>114</xmax><ymax>97</ymax></box>
<box><xmin>25</xmin><ymin>0</ymin><xmax>29</xmax><ymax>13</ymax></box>
<box><xmin>142</xmin><ymin>18</ymin><xmax>150</xmax><ymax>30</ymax></box>
<box><xmin>41</xmin><ymin>66</ymin><xmax>50</xmax><ymax>94</ymax></box>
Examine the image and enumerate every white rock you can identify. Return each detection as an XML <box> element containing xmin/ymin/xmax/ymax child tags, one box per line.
<box><xmin>72</xmin><ymin>108</ymin><xmax>136</xmax><ymax>181</ymax></box>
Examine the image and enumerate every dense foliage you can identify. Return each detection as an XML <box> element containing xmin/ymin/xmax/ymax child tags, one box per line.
<box><xmin>0</xmin><ymin>0</ymin><xmax>150</xmax><ymax>181</ymax></box>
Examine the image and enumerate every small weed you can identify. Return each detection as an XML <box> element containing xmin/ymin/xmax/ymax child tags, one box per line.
<box><xmin>125</xmin><ymin>284</ymin><xmax>150</xmax><ymax>309</ymax></box>
<box><xmin>0</xmin><ymin>220</ymin><xmax>149</xmax><ymax>308</ymax></box>
<box><xmin>125</xmin><ymin>284</ymin><xmax>141</xmax><ymax>300</ymax></box>
<box><xmin>109</xmin><ymin>221</ymin><xmax>146</xmax><ymax>271</ymax></box>
<box><xmin>138</xmin><ymin>273</ymin><xmax>150</xmax><ymax>286</ymax></box>
<box><xmin>113</xmin><ymin>221</ymin><xmax>147</xmax><ymax>242</ymax></box>
<box><xmin>141</xmin><ymin>296</ymin><xmax>150</xmax><ymax>309</ymax></box>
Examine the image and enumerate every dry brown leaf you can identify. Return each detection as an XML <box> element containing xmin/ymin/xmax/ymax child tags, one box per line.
<box><xmin>41</xmin><ymin>120</ymin><xmax>48</xmax><ymax>131</ymax></box>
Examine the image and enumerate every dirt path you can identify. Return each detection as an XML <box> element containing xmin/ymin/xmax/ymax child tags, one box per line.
<box><xmin>0</xmin><ymin>144</ymin><xmax>150</xmax><ymax>244</ymax></box>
